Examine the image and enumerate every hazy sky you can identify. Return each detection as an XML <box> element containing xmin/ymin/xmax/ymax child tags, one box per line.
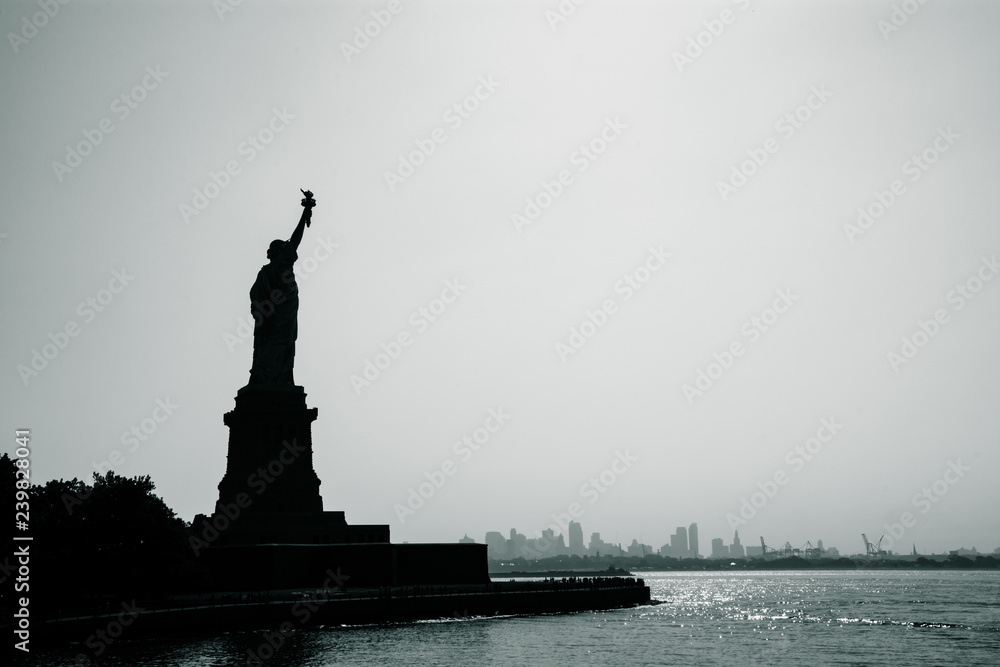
<box><xmin>3</xmin><ymin>0</ymin><xmax>998</xmax><ymax>557</ymax></box>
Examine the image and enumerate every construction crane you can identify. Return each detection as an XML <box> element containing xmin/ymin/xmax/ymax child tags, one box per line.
<box><xmin>862</xmin><ymin>533</ymin><xmax>887</xmax><ymax>559</ymax></box>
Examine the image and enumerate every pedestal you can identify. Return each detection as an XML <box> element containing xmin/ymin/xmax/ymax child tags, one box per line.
<box><xmin>204</xmin><ymin>384</ymin><xmax>390</xmax><ymax>548</ymax></box>
<box><xmin>218</xmin><ymin>385</ymin><xmax>322</xmax><ymax>514</ymax></box>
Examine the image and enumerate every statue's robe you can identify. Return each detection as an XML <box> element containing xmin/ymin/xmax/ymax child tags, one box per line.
<box><xmin>248</xmin><ymin>243</ymin><xmax>298</xmax><ymax>385</ymax></box>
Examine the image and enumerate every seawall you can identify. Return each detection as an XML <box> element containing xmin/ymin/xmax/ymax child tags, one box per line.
<box><xmin>38</xmin><ymin>578</ymin><xmax>651</xmax><ymax>640</ymax></box>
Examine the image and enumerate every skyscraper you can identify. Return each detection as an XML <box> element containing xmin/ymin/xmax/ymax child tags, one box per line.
<box><xmin>730</xmin><ymin>530</ymin><xmax>745</xmax><ymax>558</ymax></box>
<box><xmin>589</xmin><ymin>532</ymin><xmax>611</xmax><ymax>557</ymax></box>
<box><xmin>485</xmin><ymin>531</ymin><xmax>506</xmax><ymax>559</ymax></box>
<box><xmin>568</xmin><ymin>520</ymin><xmax>584</xmax><ymax>555</ymax></box>
<box><xmin>670</xmin><ymin>526</ymin><xmax>688</xmax><ymax>557</ymax></box>
<box><xmin>711</xmin><ymin>537</ymin><xmax>728</xmax><ymax>558</ymax></box>
<box><xmin>688</xmin><ymin>523</ymin><xmax>699</xmax><ymax>558</ymax></box>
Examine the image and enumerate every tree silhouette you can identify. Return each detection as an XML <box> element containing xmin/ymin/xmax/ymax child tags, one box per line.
<box><xmin>0</xmin><ymin>454</ymin><xmax>18</xmax><ymax>618</ymax></box>
<box><xmin>27</xmin><ymin>471</ymin><xmax>206</xmax><ymax>615</ymax></box>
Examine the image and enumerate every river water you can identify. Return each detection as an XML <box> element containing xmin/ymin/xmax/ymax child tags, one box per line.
<box><xmin>23</xmin><ymin>570</ymin><xmax>1000</xmax><ymax>666</ymax></box>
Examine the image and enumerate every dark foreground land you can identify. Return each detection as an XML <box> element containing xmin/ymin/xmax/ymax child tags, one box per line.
<box><xmin>29</xmin><ymin>577</ymin><xmax>650</xmax><ymax>643</ymax></box>
<box><xmin>0</xmin><ymin>467</ymin><xmax>652</xmax><ymax>650</ymax></box>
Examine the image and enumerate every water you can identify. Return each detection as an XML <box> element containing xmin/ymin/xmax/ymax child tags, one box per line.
<box><xmin>24</xmin><ymin>570</ymin><xmax>1000</xmax><ymax>666</ymax></box>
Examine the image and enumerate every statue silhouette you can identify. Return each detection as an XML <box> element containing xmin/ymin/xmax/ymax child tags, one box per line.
<box><xmin>248</xmin><ymin>191</ymin><xmax>315</xmax><ymax>386</ymax></box>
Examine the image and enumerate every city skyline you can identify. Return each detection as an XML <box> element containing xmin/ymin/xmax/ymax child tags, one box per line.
<box><xmin>474</xmin><ymin>520</ymin><xmax>997</xmax><ymax>561</ymax></box>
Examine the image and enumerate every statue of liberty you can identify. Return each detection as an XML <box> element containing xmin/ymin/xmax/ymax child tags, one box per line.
<box><xmin>248</xmin><ymin>190</ymin><xmax>315</xmax><ymax>386</ymax></box>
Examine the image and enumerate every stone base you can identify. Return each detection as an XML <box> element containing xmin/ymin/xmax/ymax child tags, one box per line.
<box><xmin>201</xmin><ymin>510</ymin><xmax>389</xmax><ymax>548</ymax></box>
<box><xmin>201</xmin><ymin>382</ymin><xmax>489</xmax><ymax>591</ymax></box>
<box><xmin>217</xmin><ymin>384</ymin><xmax>322</xmax><ymax>515</ymax></box>
<box><xmin>201</xmin><ymin>542</ymin><xmax>490</xmax><ymax>589</ymax></box>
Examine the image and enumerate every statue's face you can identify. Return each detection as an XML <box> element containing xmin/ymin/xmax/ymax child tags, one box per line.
<box><xmin>267</xmin><ymin>240</ymin><xmax>283</xmax><ymax>260</ymax></box>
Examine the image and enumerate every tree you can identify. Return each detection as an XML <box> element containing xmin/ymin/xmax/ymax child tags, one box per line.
<box><xmin>0</xmin><ymin>454</ymin><xmax>18</xmax><ymax>617</ymax></box>
<box><xmin>29</xmin><ymin>472</ymin><xmax>207</xmax><ymax>614</ymax></box>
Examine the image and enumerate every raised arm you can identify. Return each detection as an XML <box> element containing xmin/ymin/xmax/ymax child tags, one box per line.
<box><xmin>288</xmin><ymin>207</ymin><xmax>309</xmax><ymax>251</ymax></box>
<box><xmin>288</xmin><ymin>190</ymin><xmax>315</xmax><ymax>251</ymax></box>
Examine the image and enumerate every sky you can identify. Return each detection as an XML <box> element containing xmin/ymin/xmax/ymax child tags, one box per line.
<box><xmin>2</xmin><ymin>0</ymin><xmax>998</xmax><ymax>558</ymax></box>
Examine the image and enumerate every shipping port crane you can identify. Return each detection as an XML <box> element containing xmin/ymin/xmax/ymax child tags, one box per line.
<box><xmin>760</xmin><ymin>537</ymin><xmax>777</xmax><ymax>558</ymax></box>
<box><xmin>760</xmin><ymin>538</ymin><xmax>824</xmax><ymax>559</ymax></box>
<box><xmin>862</xmin><ymin>533</ymin><xmax>888</xmax><ymax>559</ymax></box>
<box><xmin>759</xmin><ymin>538</ymin><xmax>794</xmax><ymax>558</ymax></box>
<box><xmin>800</xmin><ymin>541</ymin><xmax>823</xmax><ymax>558</ymax></box>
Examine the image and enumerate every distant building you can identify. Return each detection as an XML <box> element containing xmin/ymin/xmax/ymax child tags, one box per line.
<box><xmin>627</xmin><ymin>539</ymin><xmax>652</xmax><ymax>557</ymax></box>
<box><xmin>589</xmin><ymin>532</ymin><xmax>617</xmax><ymax>557</ymax></box>
<box><xmin>711</xmin><ymin>537</ymin><xmax>728</xmax><ymax>558</ymax></box>
<box><xmin>459</xmin><ymin>534</ymin><xmax>475</xmax><ymax>544</ymax></box>
<box><xmin>670</xmin><ymin>526</ymin><xmax>689</xmax><ymax>557</ymax></box>
<box><xmin>509</xmin><ymin>528</ymin><xmax>529</xmax><ymax>558</ymax></box>
<box><xmin>730</xmin><ymin>530</ymin><xmax>744</xmax><ymax>558</ymax></box>
<box><xmin>568</xmin><ymin>521</ymin><xmax>584</xmax><ymax>556</ymax></box>
<box><xmin>688</xmin><ymin>523</ymin><xmax>699</xmax><ymax>558</ymax></box>
<box><xmin>525</xmin><ymin>528</ymin><xmax>561</xmax><ymax>558</ymax></box>
<box><xmin>745</xmin><ymin>546</ymin><xmax>762</xmax><ymax>557</ymax></box>
<box><xmin>485</xmin><ymin>531</ymin><xmax>506</xmax><ymax>559</ymax></box>
<box><xmin>950</xmin><ymin>546</ymin><xmax>979</xmax><ymax>556</ymax></box>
